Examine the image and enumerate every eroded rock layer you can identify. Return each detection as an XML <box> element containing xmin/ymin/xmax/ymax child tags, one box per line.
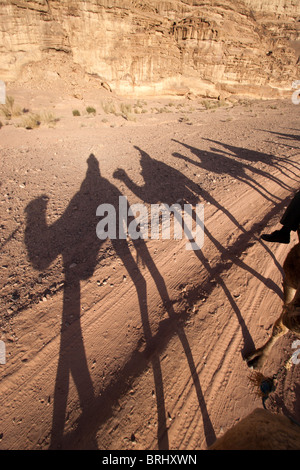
<box><xmin>0</xmin><ymin>0</ymin><xmax>299</xmax><ymax>97</ymax></box>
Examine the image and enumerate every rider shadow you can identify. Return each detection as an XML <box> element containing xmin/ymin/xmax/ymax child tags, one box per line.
<box><xmin>171</xmin><ymin>139</ymin><xmax>296</xmax><ymax>281</ymax></box>
<box><xmin>25</xmin><ymin>155</ymin><xmax>103</xmax><ymax>449</ymax></box>
<box><xmin>114</xmin><ymin>147</ymin><xmax>287</xmax><ymax>360</ymax></box>
<box><xmin>171</xmin><ymin>139</ymin><xmax>291</xmax><ymax>203</ymax></box>
<box><xmin>25</xmin><ymin>154</ymin><xmax>216</xmax><ymax>449</ymax></box>
<box><xmin>202</xmin><ymin>138</ymin><xmax>300</xmax><ymax>183</ymax></box>
<box><xmin>260</xmin><ymin>129</ymin><xmax>300</xmax><ymax>154</ymax></box>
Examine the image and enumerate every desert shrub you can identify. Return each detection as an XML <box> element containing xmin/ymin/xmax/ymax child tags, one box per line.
<box><xmin>42</xmin><ymin>111</ymin><xmax>59</xmax><ymax>126</ymax></box>
<box><xmin>156</xmin><ymin>107</ymin><xmax>171</xmax><ymax>113</ymax></box>
<box><xmin>20</xmin><ymin>113</ymin><xmax>41</xmax><ymax>129</ymax></box>
<box><xmin>120</xmin><ymin>103</ymin><xmax>132</xmax><ymax>116</ymax></box>
<box><xmin>133</xmin><ymin>99</ymin><xmax>147</xmax><ymax>111</ymax></box>
<box><xmin>102</xmin><ymin>101</ymin><xmax>117</xmax><ymax>115</ymax></box>
<box><xmin>86</xmin><ymin>106</ymin><xmax>96</xmax><ymax>115</ymax></box>
<box><xmin>72</xmin><ymin>109</ymin><xmax>81</xmax><ymax>116</ymax></box>
<box><xmin>0</xmin><ymin>96</ymin><xmax>22</xmax><ymax>119</ymax></box>
<box><xmin>218</xmin><ymin>99</ymin><xmax>228</xmax><ymax>107</ymax></box>
<box><xmin>202</xmin><ymin>99</ymin><xmax>216</xmax><ymax>110</ymax></box>
<box><xmin>120</xmin><ymin>102</ymin><xmax>138</xmax><ymax>121</ymax></box>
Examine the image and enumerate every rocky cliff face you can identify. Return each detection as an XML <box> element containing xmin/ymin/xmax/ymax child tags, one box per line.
<box><xmin>0</xmin><ymin>0</ymin><xmax>299</xmax><ymax>98</ymax></box>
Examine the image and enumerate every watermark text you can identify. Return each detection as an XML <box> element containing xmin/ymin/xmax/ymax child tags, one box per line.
<box><xmin>96</xmin><ymin>196</ymin><xmax>204</xmax><ymax>251</ymax></box>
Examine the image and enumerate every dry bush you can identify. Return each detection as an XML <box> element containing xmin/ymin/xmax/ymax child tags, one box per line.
<box><xmin>0</xmin><ymin>96</ymin><xmax>22</xmax><ymax>119</ymax></box>
<box><xmin>17</xmin><ymin>111</ymin><xmax>59</xmax><ymax>129</ymax></box>
<box><xmin>19</xmin><ymin>113</ymin><xmax>41</xmax><ymax>129</ymax></box>
<box><xmin>42</xmin><ymin>111</ymin><xmax>59</xmax><ymax>127</ymax></box>
<box><xmin>102</xmin><ymin>100</ymin><xmax>117</xmax><ymax>115</ymax></box>
<box><xmin>86</xmin><ymin>106</ymin><xmax>96</xmax><ymax>115</ymax></box>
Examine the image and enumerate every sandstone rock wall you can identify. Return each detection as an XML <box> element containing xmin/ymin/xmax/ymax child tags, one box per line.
<box><xmin>0</xmin><ymin>0</ymin><xmax>299</xmax><ymax>97</ymax></box>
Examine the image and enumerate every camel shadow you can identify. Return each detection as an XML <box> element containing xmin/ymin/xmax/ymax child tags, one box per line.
<box><xmin>172</xmin><ymin>139</ymin><xmax>293</xmax><ymax>203</ymax></box>
<box><xmin>114</xmin><ymin>146</ymin><xmax>288</xmax><ymax>359</ymax></box>
<box><xmin>25</xmin><ymin>153</ymin><xmax>216</xmax><ymax>449</ymax></box>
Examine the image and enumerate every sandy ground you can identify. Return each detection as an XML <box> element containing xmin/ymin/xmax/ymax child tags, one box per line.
<box><xmin>0</xmin><ymin>86</ymin><xmax>300</xmax><ymax>450</ymax></box>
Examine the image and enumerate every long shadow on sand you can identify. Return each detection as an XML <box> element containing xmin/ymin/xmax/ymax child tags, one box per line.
<box><xmin>202</xmin><ymin>138</ymin><xmax>300</xmax><ymax>183</ymax></box>
<box><xmin>25</xmin><ymin>154</ymin><xmax>215</xmax><ymax>449</ymax></box>
<box><xmin>24</xmin><ymin>138</ymin><xmax>298</xmax><ymax>449</ymax></box>
<box><xmin>259</xmin><ymin>128</ymin><xmax>300</xmax><ymax>155</ymax></box>
<box><xmin>171</xmin><ymin>139</ymin><xmax>300</xmax><ymax>276</ymax></box>
<box><xmin>172</xmin><ymin>139</ymin><xmax>296</xmax><ymax>203</ymax></box>
<box><xmin>114</xmin><ymin>146</ymin><xmax>292</xmax><ymax>359</ymax></box>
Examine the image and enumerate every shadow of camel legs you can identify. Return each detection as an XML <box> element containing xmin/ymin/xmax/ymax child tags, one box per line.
<box><xmin>111</xmin><ymin>238</ymin><xmax>170</xmax><ymax>449</ymax></box>
<box><xmin>24</xmin><ymin>155</ymin><xmax>104</xmax><ymax>449</ymax></box>
<box><xmin>25</xmin><ymin>151</ymin><xmax>217</xmax><ymax>449</ymax></box>
<box><xmin>122</xmin><ymin>238</ymin><xmax>216</xmax><ymax>448</ymax></box>
<box><xmin>49</xmin><ymin>274</ymin><xmax>96</xmax><ymax>449</ymax></box>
